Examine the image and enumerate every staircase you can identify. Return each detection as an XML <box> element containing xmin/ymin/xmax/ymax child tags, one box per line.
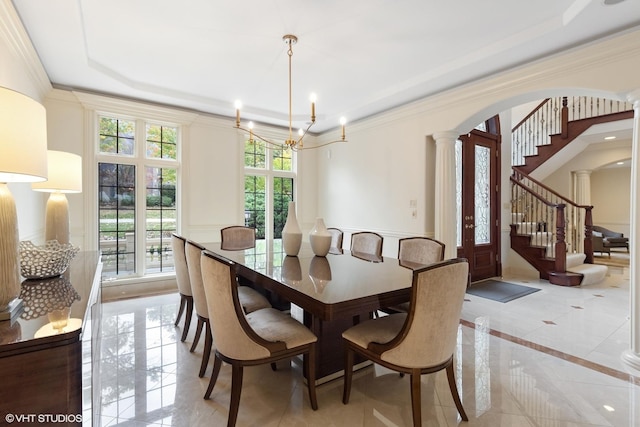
<box><xmin>508</xmin><ymin>96</ymin><xmax>632</xmax><ymax>286</ymax></box>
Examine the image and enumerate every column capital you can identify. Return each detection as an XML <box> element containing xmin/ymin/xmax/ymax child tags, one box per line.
<box><xmin>625</xmin><ymin>89</ymin><xmax>640</xmax><ymax>106</ymax></box>
<box><xmin>432</xmin><ymin>130</ymin><xmax>460</xmax><ymax>143</ymax></box>
<box><xmin>574</xmin><ymin>169</ymin><xmax>592</xmax><ymax>177</ymax></box>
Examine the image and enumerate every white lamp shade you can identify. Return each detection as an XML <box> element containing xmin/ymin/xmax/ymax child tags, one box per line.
<box><xmin>32</xmin><ymin>150</ymin><xmax>83</xmax><ymax>193</ymax></box>
<box><xmin>0</xmin><ymin>87</ymin><xmax>48</xmax><ymax>183</ymax></box>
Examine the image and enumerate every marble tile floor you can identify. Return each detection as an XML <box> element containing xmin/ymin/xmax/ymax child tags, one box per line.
<box><xmin>98</xmin><ymin>266</ymin><xmax>640</xmax><ymax>426</ymax></box>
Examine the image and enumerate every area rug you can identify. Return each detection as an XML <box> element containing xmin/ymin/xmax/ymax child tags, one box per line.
<box><xmin>466</xmin><ymin>280</ymin><xmax>540</xmax><ymax>303</ymax></box>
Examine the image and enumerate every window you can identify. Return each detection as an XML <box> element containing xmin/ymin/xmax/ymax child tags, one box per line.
<box><xmin>244</xmin><ymin>140</ymin><xmax>295</xmax><ymax>240</ymax></box>
<box><xmin>98</xmin><ymin>116</ymin><xmax>179</xmax><ymax>279</ymax></box>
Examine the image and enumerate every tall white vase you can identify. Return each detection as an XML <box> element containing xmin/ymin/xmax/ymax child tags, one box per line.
<box><xmin>282</xmin><ymin>201</ymin><xmax>302</xmax><ymax>256</ymax></box>
<box><xmin>309</xmin><ymin>217</ymin><xmax>332</xmax><ymax>257</ymax></box>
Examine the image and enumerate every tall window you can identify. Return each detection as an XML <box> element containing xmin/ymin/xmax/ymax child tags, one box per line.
<box><xmin>98</xmin><ymin>116</ymin><xmax>179</xmax><ymax>279</ymax></box>
<box><xmin>244</xmin><ymin>140</ymin><xmax>295</xmax><ymax>240</ymax></box>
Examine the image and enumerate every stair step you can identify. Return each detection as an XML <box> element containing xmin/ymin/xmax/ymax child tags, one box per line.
<box><xmin>566</xmin><ymin>253</ymin><xmax>586</xmax><ymax>268</ymax></box>
<box><xmin>567</xmin><ymin>263</ymin><xmax>608</xmax><ymax>286</ymax></box>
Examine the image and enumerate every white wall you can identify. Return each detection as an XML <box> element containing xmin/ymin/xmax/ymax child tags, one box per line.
<box><xmin>592</xmin><ymin>167</ymin><xmax>632</xmax><ymax>236</ymax></box>
<box><xmin>3</xmin><ymin>0</ymin><xmax>640</xmax><ymax>275</ymax></box>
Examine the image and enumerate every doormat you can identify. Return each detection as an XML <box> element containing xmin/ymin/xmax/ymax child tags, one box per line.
<box><xmin>466</xmin><ymin>280</ymin><xmax>540</xmax><ymax>303</ymax></box>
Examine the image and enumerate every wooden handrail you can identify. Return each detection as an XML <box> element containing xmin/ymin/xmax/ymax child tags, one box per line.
<box><xmin>512</xmin><ymin>169</ymin><xmax>592</xmax><ymax>210</ymax></box>
<box><xmin>510</xmin><ymin>176</ymin><xmax>560</xmax><ymax>207</ymax></box>
<box><xmin>511</xmin><ymin>98</ymin><xmax>550</xmax><ymax>132</ymax></box>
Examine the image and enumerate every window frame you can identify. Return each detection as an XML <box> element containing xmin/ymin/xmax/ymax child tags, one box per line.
<box><xmin>95</xmin><ymin>113</ymin><xmax>181</xmax><ymax>282</ymax></box>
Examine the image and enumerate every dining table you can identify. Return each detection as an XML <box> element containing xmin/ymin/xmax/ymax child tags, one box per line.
<box><xmin>203</xmin><ymin>239</ymin><xmax>415</xmax><ymax>383</ymax></box>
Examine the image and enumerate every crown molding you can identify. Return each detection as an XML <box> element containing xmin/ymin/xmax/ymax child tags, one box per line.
<box><xmin>0</xmin><ymin>0</ymin><xmax>51</xmax><ymax>97</ymax></box>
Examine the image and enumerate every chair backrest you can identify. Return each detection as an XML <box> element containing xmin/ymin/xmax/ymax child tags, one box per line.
<box><xmin>185</xmin><ymin>240</ymin><xmax>208</xmax><ymax>318</ymax></box>
<box><xmin>327</xmin><ymin>228</ymin><xmax>343</xmax><ymax>250</ymax></box>
<box><xmin>350</xmin><ymin>232</ymin><xmax>383</xmax><ymax>257</ymax></box>
<box><xmin>221</xmin><ymin>226</ymin><xmax>256</xmax><ymax>250</ymax></box>
<box><xmin>374</xmin><ymin>258</ymin><xmax>469</xmax><ymax>368</ymax></box>
<box><xmin>398</xmin><ymin>237</ymin><xmax>445</xmax><ymax>267</ymax></box>
<box><xmin>200</xmin><ymin>250</ymin><xmax>279</xmax><ymax>360</ymax></box>
<box><xmin>171</xmin><ymin>233</ymin><xmax>192</xmax><ymax>296</ymax></box>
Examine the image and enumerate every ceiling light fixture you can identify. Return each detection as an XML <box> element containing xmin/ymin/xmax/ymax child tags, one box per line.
<box><xmin>604</xmin><ymin>136</ymin><xmax>616</xmax><ymax>140</ymax></box>
<box><xmin>234</xmin><ymin>35</ymin><xmax>347</xmax><ymax>151</ymax></box>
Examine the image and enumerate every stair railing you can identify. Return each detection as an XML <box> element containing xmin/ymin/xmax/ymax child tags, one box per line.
<box><xmin>512</xmin><ymin>96</ymin><xmax>633</xmax><ymax>167</ymax></box>
<box><xmin>511</xmin><ymin>169</ymin><xmax>594</xmax><ymax>265</ymax></box>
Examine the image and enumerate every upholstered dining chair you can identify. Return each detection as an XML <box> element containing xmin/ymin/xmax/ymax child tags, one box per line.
<box><xmin>389</xmin><ymin>236</ymin><xmax>446</xmax><ymax>313</ymax></box>
<box><xmin>398</xmin><ymin>236</ymin><xmax>445</xmax><ymax>268</ymax></box>
<box><xmin>185</xmin><ymin>240</ymin><xmax>272</xmax><ymax>377</ymax></box>
<box><xmin>172</xmin><ymin>233</ymin><xmax>193</xmax><ymax>342</ymax></box>
<box><xmin>200</xmin><ymin>250</ymin><xmax>319</xmax><ymax>427</ymax></box>
<box><xmin>220</xmin><ymin>225</ymin><xmax>256</xmax><ymax>250</ymax></box>
<box><xmin>327</xmin><ymin>227</ymin><xmax>344</xmax><ymax>250</ymax></box>
<box><xmin>350</xmin><ymin>231</ymin><xmax>383</xmax><ymax>261</ymax></box>
<box><xmin>342</xmin><ymin>258</ymin><xmax>470</xmax><ymax>426</ymax></box>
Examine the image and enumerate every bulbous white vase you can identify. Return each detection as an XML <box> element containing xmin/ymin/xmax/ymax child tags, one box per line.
<box><xmin>309</xmin><ymin>217</ymin><xmax>332</xmax><ymax>257</ymax></box>
<box><xmin>282</xmin><ymin>201</ymin><xmax>302</xmax><ymax>256</ymax></box>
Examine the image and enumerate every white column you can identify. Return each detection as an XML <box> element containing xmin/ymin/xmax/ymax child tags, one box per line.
<box><xmin>574</xmin><ymin>170</ymin><xmax>592</xmax><ymax>253</ymax></box>
<box><xmin>622</xmin><ymin>90</ymin><xmax>640</xmax><ymax>373</ymax></box>
<box><xmin>434</xmin><ymin>131</ymin><xmax>459</xmax><ymax>259</ymax></box>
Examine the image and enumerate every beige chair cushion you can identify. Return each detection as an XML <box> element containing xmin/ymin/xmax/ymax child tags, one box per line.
<box><xmin>172</xmin><ymin>234</ymin><xmax>192</xmax><ymax>296</ymax></box>
<box><xmin>342</xmin><ymin>313</ymin><xmax>406</xmax><ymax>348</ymax></box>
<box><xmin>343</xmin><ymin>260</ymin><xmax>468</xmax><ymax>369</ymax></box>
<box><xmin>238</xmin><ymin>286</ymin><xmax>271</xmax><ymax>313</ymax></box>
<box><xmin>351</xmin><ymin>232</ymin><xmax>383</xmax><ymax>256</ymax></box>
<box><xmin>185</xmin><ymin>241</ymin><xmax>208</xmax><ymax>317</ymax></box>
<box><xmin>246</xmin><ymin>308</ymin><xmax>317</xmax><ymax>349</ymax></box>
<box><xmin>221</xmin><ymin>226</ymin><xmax>256</xmax><ymax>250</ymax></box>
<box><xmin>398</xmin><ymin>238</ymin><xmax>443</xmax><ymax>266</ymax></box>
<box><xmin>201</xmin><ymin>252</ymin><xmax>270</xmax><ymax>360</ymax></box>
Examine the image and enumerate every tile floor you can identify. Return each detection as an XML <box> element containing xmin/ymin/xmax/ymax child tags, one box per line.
<box><xmin>98</xmin><ymin>263</ymin><xmax>640</xmax><ymax>426</ymax></box>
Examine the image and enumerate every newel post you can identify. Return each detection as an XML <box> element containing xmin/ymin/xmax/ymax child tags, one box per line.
<box><xmin>554</xmin><ymin>204</ymin><xmax>567</xmax><ymax>273</ymax></box>
<box><xmin>584</xmin><ymin>206</ymin><xmax>594</xmax><ymax>264</ymax></box>
<box><xmin>561</xmin><ymin>96</ymin><xmax>569</xmax><ymax>139</ymax></box>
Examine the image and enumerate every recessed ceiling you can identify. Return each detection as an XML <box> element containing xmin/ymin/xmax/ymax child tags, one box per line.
<box><xmin>11</xmin><ymin>0</ymin><xmax>640</xmax><ymax>132</ymax></box>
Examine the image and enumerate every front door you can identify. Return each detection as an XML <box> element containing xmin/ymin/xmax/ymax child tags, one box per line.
<box><xmin>457</xmin><ymin>123</ymin><xmax>501</xmax><ymax>282</ymax></box>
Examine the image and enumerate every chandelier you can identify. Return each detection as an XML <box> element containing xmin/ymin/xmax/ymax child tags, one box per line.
<box><xmin>234</xmin><ymin>34</ymin><xmax>347</xmax><ymax>151</ymax></box>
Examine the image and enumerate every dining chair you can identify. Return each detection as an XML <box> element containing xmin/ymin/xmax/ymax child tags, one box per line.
<box><xmin>200</xmin><ymin>250</ymin><xmax>319</xmax><ymax>427</ymax></box>
<box><xmin>388</xmin><ymin>236</ymin><xmax>446</xmax><ymax>313</ymax></box>
<box><xmin>350</xmin><ymin>231</ymin><xmax>383</xmax><ymax>261</ymax></box>
<box><xmin>342</xmin><ymin>258</ymin><xmax>470</xmax><ymax>426</ymax></box>
<box><xmin>172</xmin><ymin>233</ymin><xmax>193</xmax><ymax>342</ymax></box>
<box><xmin>185</xmin><ymin>240</ymin><xmax>273</xmax><ymax>377</ymax></box>
<box><xmin>220</xmin><ymin>225</ymin><xmax>256</xmax><ymax>250</ymax></box>
<box><xmin>327</xmin><ymin>227</ymin><xmax>344</xmax><ymax>250</ymax></box>
<box><xmin>398</xmin><ymin>236</ymin><xmax>445</xmax><ymax>268</ymax></box>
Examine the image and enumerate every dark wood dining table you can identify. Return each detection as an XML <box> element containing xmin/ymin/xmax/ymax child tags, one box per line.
<box><xmin>204</xmin><ymin>239</ymin><xmax>415</xmax><ymax>383</ymax></box>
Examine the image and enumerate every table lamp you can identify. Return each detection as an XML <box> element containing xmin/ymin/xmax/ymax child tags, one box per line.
<box><xmin>32</xmin><ymin>150</ymin><xmax>82</xmax><ymax>245</ymax></box>
<box><xmin>0</xmin><ymin>87</ymin><xmax>48</xmax><ymax>318</ymax></box>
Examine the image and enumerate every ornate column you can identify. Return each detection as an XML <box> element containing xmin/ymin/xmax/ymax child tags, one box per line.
<box><xmin>574</xmin><ymin>169</ymin><xmax>592</xmax><ymax>253</ymax></box>
<box><xmin>622</xmin><ymin>90</ymin><xmax>640</xmax><ymax>373</ymax></box>
<box><xmin>433</xmin><ymin>131</ymin><xmax>459</xmax><ymax>259</ymax></box>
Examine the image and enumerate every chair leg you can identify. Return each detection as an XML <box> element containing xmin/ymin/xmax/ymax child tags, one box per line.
<box><xmin>342</xmin><ymin>345</ymin><xmax>354</xmax><ymax>404</ymax></box>
<box><xmin>410</xmin><ymin>371</ymin><xmax>422</xmax><ymax>427</ymax></box>
<box><xmin>199</xmin><ymin>323</ymin><xmax>212</xmax><ymax>378</ymax></box>
<box><xmin>180</xmin><ymin>296</ymin><xmax>193</xmax><ymax>342</ymax></box>
<box><xmin>306</xmin><ymin>344</ymin><xmax>318</xmax><ymax>410</ymax></box>
<box><xmin>174</xmin><ymin>294</ymin><xmax>186</xmax><ymax>326</ymax></box>
<box><xmin>446</xmin><ymin>362</ymin><xmax>468</xmax><ymax>421</ymax></box>
<box><xmin>270</xmin><ymin>362</ymin><xmax>277</xmax><ymax>371</ymax></box>
<box><xmin>228</xmin><ymin>364</ymin><xmax>244</xmax><ymax>427</ymax></box>
<box><xmin>190</xmin><ymin>317</ymin><xmax>204</xmax><ymax>352</ymax></box>
<box><xmin>204</xmin><ymin>355</ymin><xmax>222</xmax><ymax>399</ymax></box>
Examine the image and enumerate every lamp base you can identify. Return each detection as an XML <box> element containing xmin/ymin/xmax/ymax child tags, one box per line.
<box><xmin>0</xmin><ymin>298</ymin><xmax>23</xmax><ymax>322</ymax></box>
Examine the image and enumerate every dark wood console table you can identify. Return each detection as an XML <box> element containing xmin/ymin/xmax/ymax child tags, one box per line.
<box><xmin>0</xmin><ymin>251</ymin><xmax>102</xmax><ymax>426</ymax></box>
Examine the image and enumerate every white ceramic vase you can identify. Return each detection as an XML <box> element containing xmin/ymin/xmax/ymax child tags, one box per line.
<box><xmin>282</xmin><ymin>201</ymin><xmax>302</xmax><ymax>256</ymax></box>
<box><xmin>309</xmin><ymin>217</ymin><xmax>332</xmax><ymax>257</ymax></box>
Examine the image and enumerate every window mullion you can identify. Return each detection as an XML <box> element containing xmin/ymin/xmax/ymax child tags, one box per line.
<box><xmin>135</xmin><ymin>119</ymin><xmax>147</xmax><ymax>277</ymax></box>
